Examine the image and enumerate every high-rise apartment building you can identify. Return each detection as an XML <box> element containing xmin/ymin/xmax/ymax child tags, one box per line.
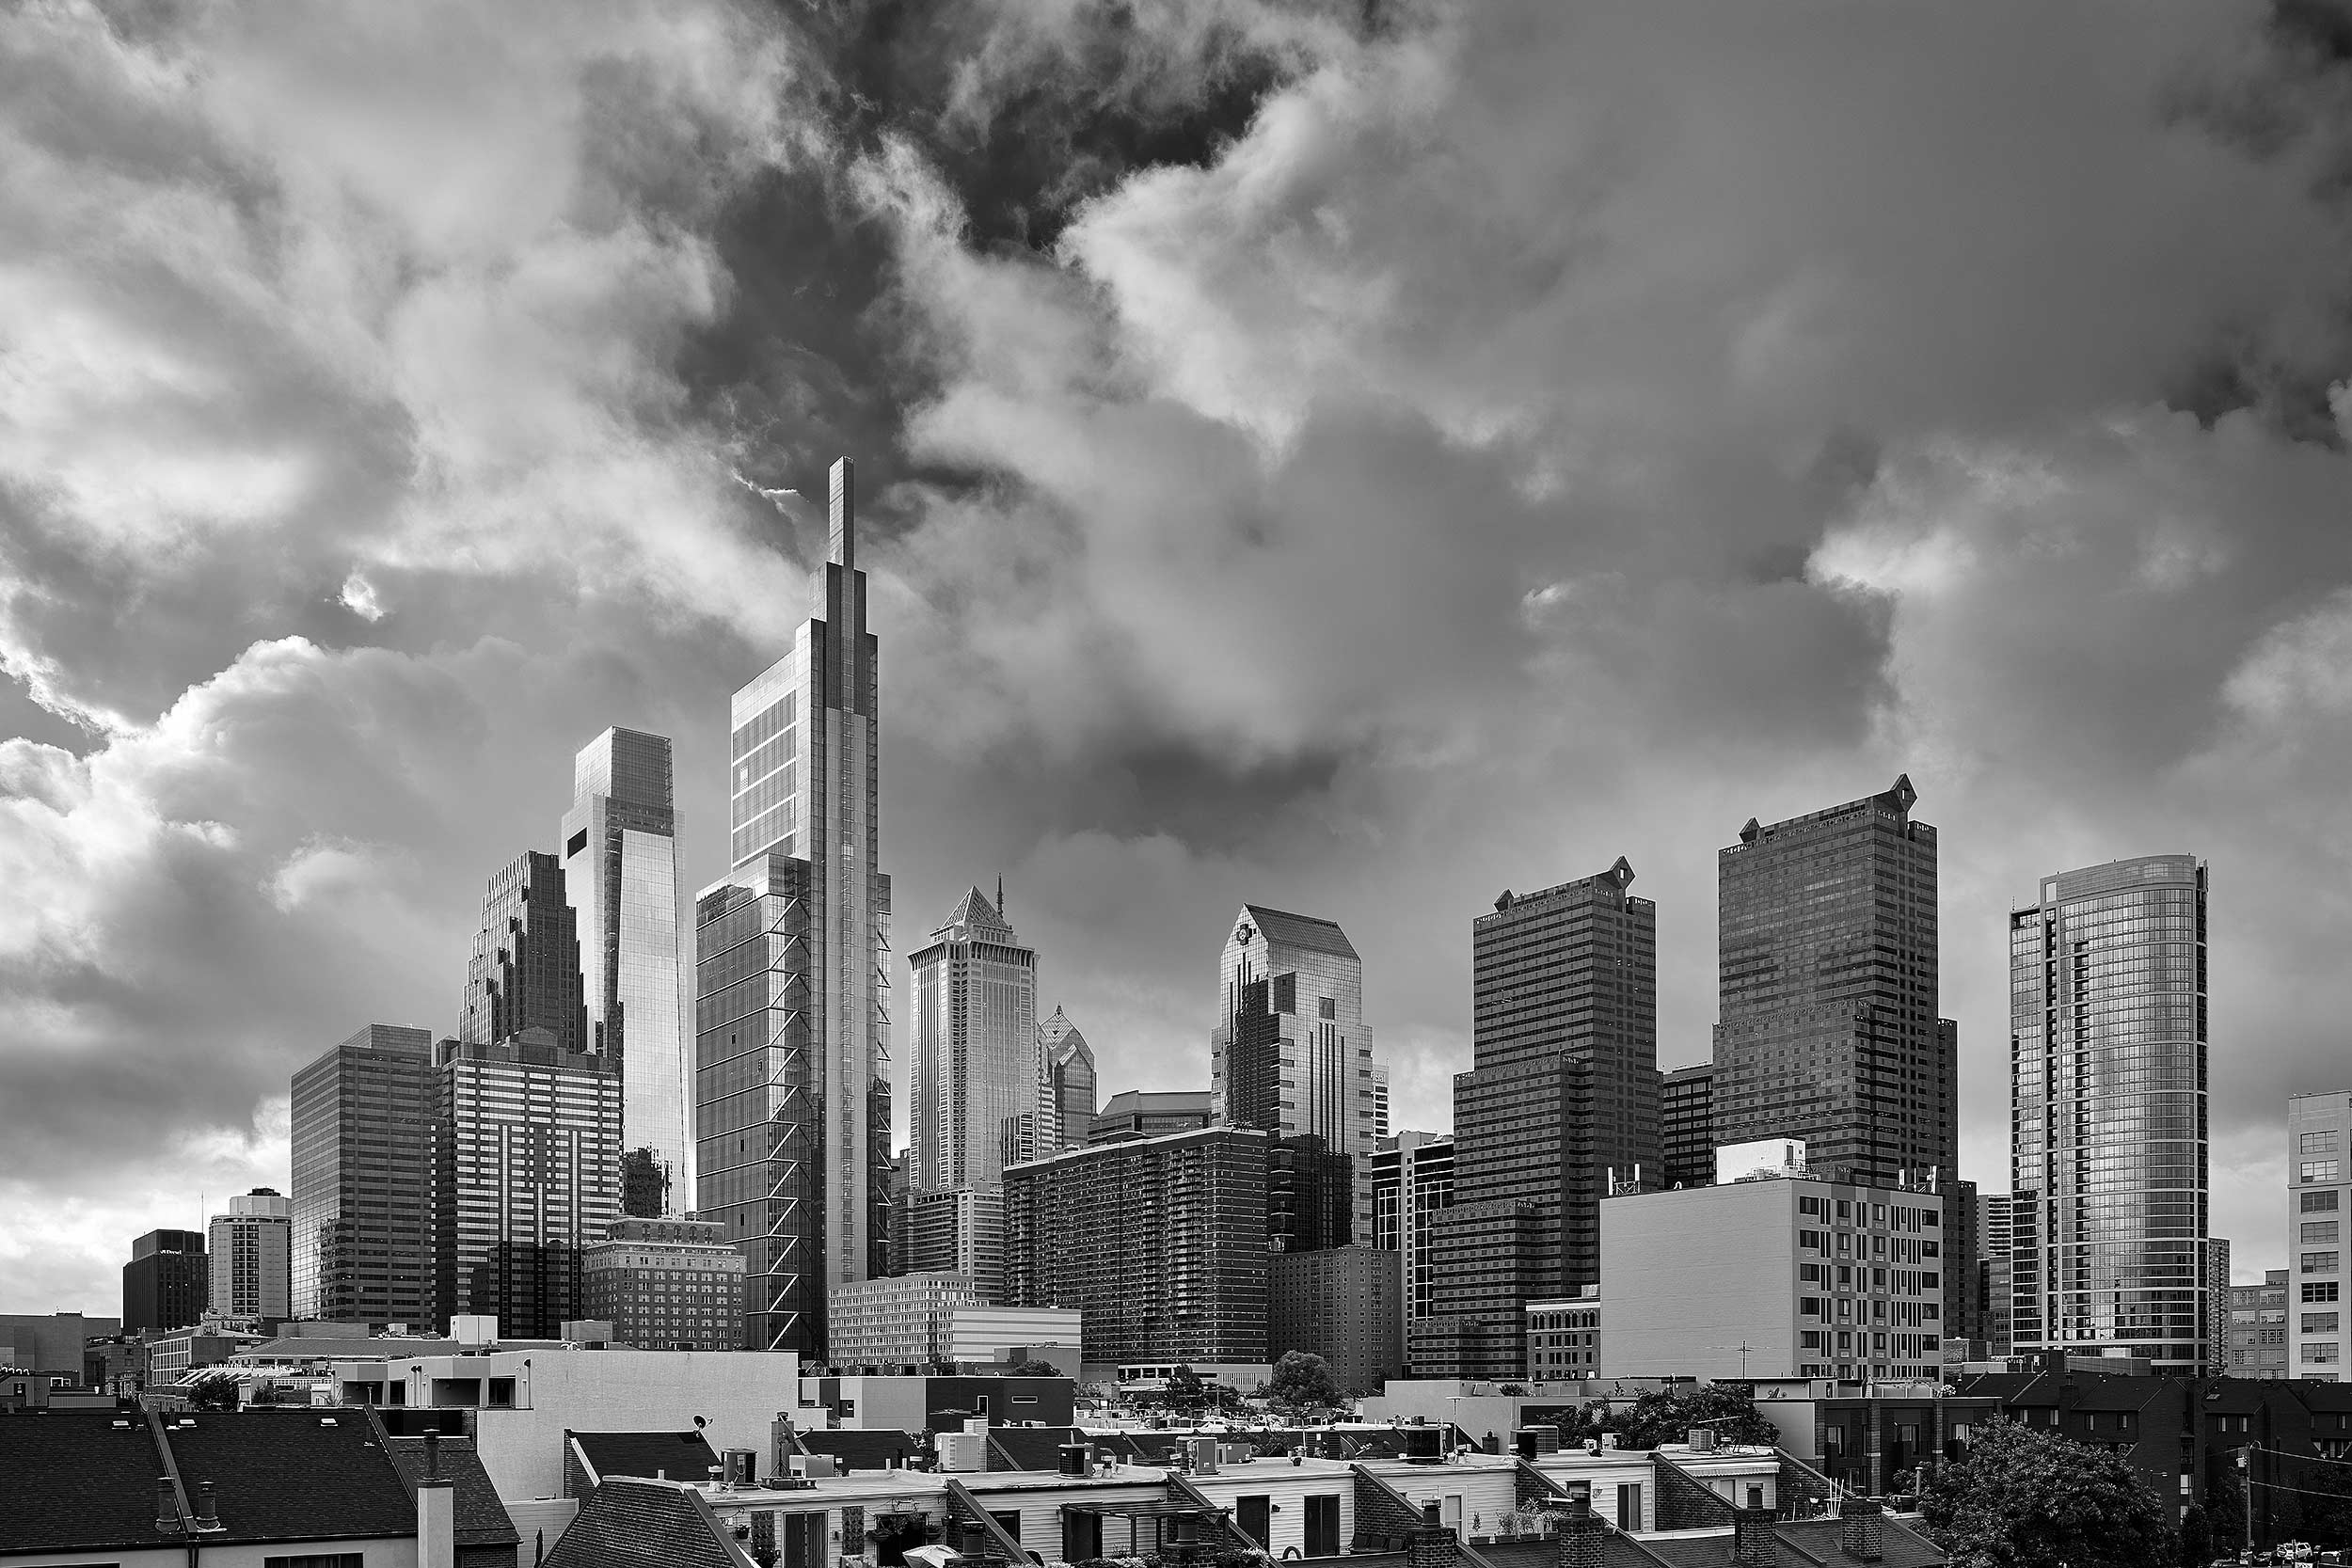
<box><xmin>1972</xmin><ymin>1190</ymin><xmax>2018</xmax><ymax>1358</ymax></box>
<box><xmin>459</xmin><ymin>851</ymin><xmax>587</xmax><ymax>1054</ymax></box>
<box><xmin>290</xmin><ymin>1023</ymin><xmax>437</xmax><ymax>1324</ymax></box>
<box><xmin>2228</xmin><ymin>1269</ymin><xmax>2290</xmax><ymax>1379</ymax></box>
<box><xmin>2010</xmin><ymin>855</ymin><xmax>2210</xmax><ymax>1375</ymax></box>
<box><xmin>208</xmin><ymin>1189</ymin><xmax>292</xmax><ymax>1321</ymax></box>
<box><xmin>1661</xmin><ymin>1065</ymin><xmax>1714</xmax><ymax>1191</ymax></box>
<box><xmin>561</xmin><ymin>727</ymin><xmax>691</xmax><ymax>1216</ymax></box>
<box><xmin>1714</xmin><ymin>777</ymin><xmax>1955</xmax><ymax>1185</ymax></box>
<box><xmin>909</xmin><ymin>887</ymin><xmax>1037</xmax><ymax>1197</ymax></box>
<box><xmin>1040</xmin><ymin>1007</ymin><xmax>1097</xmax><ymax>1153</ymax></box>
<box><xmin>896</xmin><ymin>1186</ymin><xmax>1006</xmax><ymax>1305</ymax></box>
<box><xmin>433</xmin><ymin>1030</ymin><xmax>621</xmax><ymax>1338</ymax></box>
<box><xmin>1417</xmin><ymin>861</ymin><xmax>1657</xmax><ymax>1379</ymax></box>
<box><xmin>2290</xmin><ymin>1091</ymin><xmax>2352</xmax><ymax>1381</ymax></box>
<box><xmin>1369</xmin><ymin>1132</ymin><xmax>1454</xmax><ymax>1338</ymax></box>
<box><xmin>1002</xmin><ymin>1126</ymin><xmax>1270</xmax><ymax>1367</ymax></box>
<box><xmin>123</xmin><ymin>1230</ymin><xmax>207</xmax><ymax>1334</ymax></box>
<box><xmin>581</xmin><ymin>1217</ymin><xmax>747</xmax><ymax>1352</ymax></box>
<box><xmin>1268</xmin><ymin>1245</ymin><xmax>1401</xmax><ymax>1396</ymax></box>
<box><xmin>2208</xmin><ymin>1238</ymin><xmax>2233</xmax><ymax>1378</ymax></box>
<box><xmin>1209</xmin><ymin>907</ymin><xmax>1384</xmax><ymax>1243</ymax></box>
<box><xmin>695</xmin><ymin>458</ymin><xmax>892</xmax><ymax>1355</ymax></box>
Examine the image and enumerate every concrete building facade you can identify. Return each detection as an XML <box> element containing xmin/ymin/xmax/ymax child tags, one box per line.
<box><xmin>1267</xmin><ymin>1244</ymin><xmax>1401</xmax><ymax>1396</ymax></box>
<box><xmin>826</xmin><ymin>1272</ymin><xmax>980</xmax><ymax>1368</ymax></box>
<box><xmin>580</xmin><ymin>1216</ymin><xmax>746</xmax><ymax>1351</ymax></box>
<box><xmin>2292</xmin><ymin>1090</ymin><xmax>2352</xmax><ymax>1380</ymax></box>
<box><xmin>694</xmin><ymin>458</ymin><xmax>892</xmax><ymax>1355</ymax></box>
<box><xmin>1527</xmin><ymin>1292</ymin><xmax>1601</xmax><ymax>1381</ymax></box>
<box><xmin>1368</xmin><ymin>1132</ymin><xmax>1454</xmax><ymax>1341</ymax></box>
<box><xmin>2228</xmin><ymin>1268</ymin><xmax>2290</xmax><ymax>1379</ymax></box>
<box><xmin>207</xmin><ymin>1189</ymin><xmax>292</xmax><ymax>1321</ymax></box>
<box><xmin>1599</xmin><ymin>1169</ymin><xmax>1947</xmax><ymax>1383</ymax></box>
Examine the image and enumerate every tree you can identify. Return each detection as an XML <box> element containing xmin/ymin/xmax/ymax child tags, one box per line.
<box><xmin>2291</xmin><ymin>1459</ymin><xmax>2352</xmax><ymax>1546</ymax></box>
<box><xmin>2177</xmin><ymin>1502</ymin><xmax>2211</xmax><ymax>1568</ymax></box>
<box><xmin>1605</xmin><ymin>1384</ymin><xmax>1780</xmax><ymax>1450</ymax></box>
<box><xmin>1497</xmin><ymin>1384</ymin><xmax>1529</xmax><ymax>1398</ymax></box>
<box><xmin>184</xmin><ymin>1370</ymin><xmax>243</xmax><ymax>1410</ymax></box>
<box><xmin>2205</xmin><ymin>1447</ymin><xmax>2249</xmax><ymax>1551</ymax></box>
<box><xmin>1005</xmin><ymin>1359</ymin><xmax>1064</xmax><ymax>1378</ymax></box>
<box><xmin>1268</xmin><ymin>1352</ymin><xmax>1341</xmax><ymax>1410</ymax></box>
<box><xmin>1916</xmin><ymin>1418</ymin><xmax>2175</xmax><ymax>1568</ymax></box>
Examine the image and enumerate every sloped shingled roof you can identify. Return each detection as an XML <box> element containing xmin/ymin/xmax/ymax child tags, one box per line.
<box><xmin>385</xmin><ymin>1433</ymin><xmax>521</xmax><ymax>1548</ymax></box>
<box><xmin>543</xmin><ymin>1477</ymin><xmax>755</xmax><ymax>1568</ymax></box>
<box><xmin>0</xmin><ymin>1411</ymin><xmax>171</xmax><ymax>1555</ymax></box>
<box><xmin>164</xmin><ymin>1408</ymin><xmax>416</xmax><ymax>1543</ymax></box>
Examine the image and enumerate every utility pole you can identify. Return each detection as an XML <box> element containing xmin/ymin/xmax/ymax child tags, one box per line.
<box><xmin>2240</xmin><ymin>1446</ymin><xmax>2253</xmax><ymax>1562</ymax></box>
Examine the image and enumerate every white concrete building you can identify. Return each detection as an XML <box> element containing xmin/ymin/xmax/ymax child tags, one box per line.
<box><xmin>2292</xmin><ymin>1091</ymin><xmax>2352</xmax><ymax>1380</ymax></box>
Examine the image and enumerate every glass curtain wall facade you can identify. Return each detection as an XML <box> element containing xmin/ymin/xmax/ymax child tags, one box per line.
<box><xmin>1209</xmin><ymin>906</ymin><xmax>1385</xmax><ymax>1243</ymax></box>
<box><xmin>2289</xmin><ymin>1092</ymin><xmax>2352</xmax><ymax>1379</ymax></box>
<box><xmin>696</xmin><ymin>456</ymin><xmax>892</xmax><ymax>1355</ymax></box>
<box><xmin>1714</xmin><ymin>776</ymin><xmax>1956</xmax><ymax>1185</ymax></box>
<box><xmin>2010</xmin><ymin>854</ymin><xmax>2210</xmax><ymax>1374</ymax></box>
<box><xmin>1369</xmin><ymin>1131</ymin><xmax>1455</xmax><ymax>1349</ymax></box>
<box><xmin>459</xmin><ymin>851</ymin><xmax>587</xmax><ymax>1053</ymax></box>
<box><xmin>563</xmin><ymin>727</ymin><xmax>691</xmax><ymax>1216</ymax></box>
<box><xmin>290</xmin><ymin>1023</ymin><xmax>437</xmax><ymax>1324</ymax></box>
<box><xmin>1418</xmin><ymin>859</ymin><xmax>1657</xmax><ymax>1379</ymax></box>
<box><xmin>1040</xmin><ymin>1007</ymin><xmax>1097</xmax><ymax>1153</ymax></box>
<box><xmin>1661</xmin><ymin>1064</ymin><xmax>1715</xmax><ymax>1191</ymax></box>
<box><xmin>909</xmin><ymin>887</ymin><xmax>1037</xmax><ymax>1195</ymax></box>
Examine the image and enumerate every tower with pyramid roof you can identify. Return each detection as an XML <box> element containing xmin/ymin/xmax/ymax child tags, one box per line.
<box><xmin>908</xmin><ymin>886</ymin><xmax>1039</xmax><ymax>1199</ymax></box>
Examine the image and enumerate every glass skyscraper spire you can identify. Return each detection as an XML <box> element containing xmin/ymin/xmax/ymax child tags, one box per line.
<box><xmin>2010</xmin><ymin>854</ymin><xmax>2211</xmax><ymax>1374</ymax></box>
<box><xmin>562</xmin><ymin>727</ymin><xmax>690</xmax><ymax>1215</ymax></box>
<box><xmin>695</xmin><ymin>457</ymin><xmax>892</xmax><ymax>1354</ymax></box>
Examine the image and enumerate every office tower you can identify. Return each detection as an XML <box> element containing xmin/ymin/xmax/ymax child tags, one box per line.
<box><xmin>2290</xmin><ymin>1090</ymin><xmax>2351</xmax><ymax>1380</ymax></box>
<box><xmin>1040</xmin><ymin>1007</ymin><xmax>1096</xmax><ymax>1153</ymax></box>
<box><xmin>581</xmin><ymin>1218</ymin><xmax>747</xmax><ymax>1351</ymax></box>
<box><xmin>695</xmin><ymin>458</ymin><xmax>892</xmax><ymax>1355</ymax></box>
<box><xmin>433</xmin><ymin>1030</ymin><xmax>621</xmax><ymax>1337</ymax></box>
<box><xmin>459</xmin><ymin>850</ymin><xmax>587</xmax><ymax>1053</ymax></box>
<box><xmin>1209</xmin><ymin>906</ymin><xmax>1384</xmax><ymax>1243</ymax></box>
<box><xmin>897</xmin><ymin>1186</ymin><xmax>1006</xmax><ymax>1304</ymax></box>
<box><xmin>1369</xmin><ymin>1132</ymin><xmax>1454</xmax><ymax>1345</ymax></box>
<box><xmin>1600</xmin><ymin>1170</ymin><xmax>1948</xmax><ymax>1382</ymax></box>
<box><xmin>1661</xmin><ymin>1065</ymin><xmax>1714</xmax><ymax>1190</ymax></box>
<box><xmin>2228</xmin><ymin>1270</ymin><xmax>2290</xmax><ymax>1379</ymax></box>
<box><xmin>123</xmin><ymin>1231</ymin><xmax>207</xmax><ymax>1334</ymax></box>
<box><xmin>1089</xmin><ymin>1090</ymin><xmax>1212</xmax><ymax>1144</ymax></box>
<box><xmin>1974</xmin><ymin>1190</ymin><xmax>2017</xmax><ymax>1357</ymax></box>
<box><xmin>2010</xmin><ymin>854</ymin><xmax>2209</xmax><ymax>1375</ymax></box>
<box><xmin>909</xmin><ymin>887</ymin><xmax>1037</xmax><ymax>1196</ymax></box>
<box><xmin>1002</xmin><ymin>1126</ymin><xmax>1270</xmax><ymax>1367</ymax></box>
<box><xmin>1418</xmin><ymin>860</ymin><xmax>1657</xmax><ymax>1380</ymax></box>
<box><xmin>207</xmin><ymin>1189</ymin><xmax>292</xmax><ymax>1321</ymax></box>
<box><xmin>561</xmin><ymin>727</ymin><xmax>691</xmax><ymax>1216</ymax></box>
<box><xmin>1267</xmin><ymin>1246</ymin><xmax>1401</xmax><ymax>1395</ymax></box>
<box><xmin>1268</xmin><ymin>1135</ymin><xmax>1353</xmax><ymax>1253</ymax></box>
<box><xmin>1714</xmin><ymin>776</ymin><xmax>1955</xmax><ymax>1185</ymax></box>
<box><xmin>290</xmin><ymin>1023</ymin><xmax>437</xmax><ymax>1323</ymax></box>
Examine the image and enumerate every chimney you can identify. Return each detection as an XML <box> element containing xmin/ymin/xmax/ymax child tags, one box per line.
<box><xmin>418</xmin><ymin>1459</ymin><xmax>455</xmax><ymax>1568</ymax></box>
<box><xmin>1838</xmin><ymin>1497</ymin><xmax>1883</xmax><ymax>1562</ymax></box>
<box><xmin>155</xmin><ymin>1477</ymin><xmax>182</xmax><ymax>1533</ymax></box>
<box><xmin>193</xmin><ymin>1481</ymin><xmax>220</xmax><ymax>1531</ymax></box>
<box><xmin>1731</xmin><ymin>1506</ymin><xmax>1775</xmax><ymax>1567</ymax></box>
<box><xmin>1553</xmin><ymin>1496</ymin><xmax>1604</xmax><ymax>1568</ymax></box>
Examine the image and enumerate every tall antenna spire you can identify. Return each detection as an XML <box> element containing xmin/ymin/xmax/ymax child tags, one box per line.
<box><xmin>997</xmin><ymin>874</ymin><xmax>1004</xmax><ymax>919</ymax></box>
<box><xmin>828</xmin><ymin>456</ymin><xmax>854</xmax><ymax>568</ymax></box>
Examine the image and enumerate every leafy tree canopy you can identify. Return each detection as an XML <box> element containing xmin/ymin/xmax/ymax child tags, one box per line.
<box><xmin>1268</xmin><ymin>1352</ymin><xmax>1342</xmax><ymax>1409</ymax></box>
<box><xmin>1916</xmin><ymin>1418</ymin><xmax>2174</xmax><ymax>1568</ymax></box>
<box><xmin>1005</xmin><ymin>1359</ymin><xmax>1064</xmax><ymax>1378</ymax></box>
<box><xmin>1605</xmin><ymin>1384</ymin><xmax>1780</xmax><ymax>1450</ymax></box>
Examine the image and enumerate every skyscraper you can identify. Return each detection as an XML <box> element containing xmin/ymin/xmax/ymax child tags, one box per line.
<box><xmin>1417</xmin><ymin>860</ymin><xmax>1657</xmax><ymax>1379</ymax></box>
<box><xmin>1040</xmin><ymin>1006</ymin><xmax>1097</xmax><ymax>1153</ymax></box>
<box><xmin>562</xmin><ymin>727</ymin><xmax>691</xmax><ymax>1216</ymax></box>
<box><xmin>1714</xmin><ymin>776</ymin><xmax>1955</xmax><ymax>1184</ymax></box>
<box><xmin>695</xmin><ymin>457</ymin><xmax>891</xmax><ymax>1354</ymax></box>
<box><xmin>2010</xmin><ymin>854</ymin><xmax>2209</xmax><ymax>1374</ymax></box>
<box><xmin>1369</xmin><ymin>1132</ymin><xmax>1454</xmax><ymax>1338</ymax></box>
<box><xmin>1660</xmin><ymin>1064</ymin><xmax>1714</xmax><ymax>1191</ymax></box>
<box><xmin>291</xmin><ymin>1023</ymin><xmax>437</xmax><ymax>1324</ymax></box>
<box><xmin>123</xmin><ymin>1230</ymin><xmax>207</xmax><ymax>1334</ymax></box>
<box><xmin>433</xmin><ymin>1029</ymin><xmax>621</xmax><ymax>1337</ymax></box>
<box><xmin>1209</xmin><ymin>906</ymin><xmax>1385</xmax><ymax>1243</ymax></box>
<box><xmin>208</xmin><ymin>1190</ymin><xmax>292</xmax><ymax>1321</ymax></box>
<box><xmin>459</xmin><ymin>850</ymin><xmax>587</xmax><ymax>1054</ymax></box>
<box><xmin>909</xmin><ymin>886</ymin><xmax>1037</xmax><ymax>1196</ymax></box>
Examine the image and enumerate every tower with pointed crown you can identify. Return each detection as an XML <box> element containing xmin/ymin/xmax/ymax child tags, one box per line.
<box><xmin>908</xmin><ymin>885</ymin><xmax>1038</xmax><ymax>1197</ymax></box>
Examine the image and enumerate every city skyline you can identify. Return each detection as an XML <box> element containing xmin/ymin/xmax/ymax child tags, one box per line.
<box><xmin>8</xmin><ymin>1</ymin><xmax>2352</xmax><ymax>1317</ymax></box>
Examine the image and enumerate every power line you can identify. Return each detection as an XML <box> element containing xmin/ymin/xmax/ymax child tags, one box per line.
<box><xmin>2244</xmin><ymin>1443</ymin><xmax>2352</xmax><ymax>1472</ymax></box>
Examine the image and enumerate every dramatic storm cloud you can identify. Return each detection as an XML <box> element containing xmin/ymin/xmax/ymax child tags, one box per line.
<box><xmin>3</xmin><ymin>0</ymin><xmax>2350</xmax><ymax>1310</ymax></box>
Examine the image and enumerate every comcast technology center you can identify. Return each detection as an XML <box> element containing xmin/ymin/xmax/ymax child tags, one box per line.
<box><xmin>695</xmin><ymin>457</ymin><xmax>892</xmax><ymax>1354</ymax></box>
<box><xmin>2010</xmin><ymin>854</ymin><xmax>2211</xmax><ymax>1373</ymax></box>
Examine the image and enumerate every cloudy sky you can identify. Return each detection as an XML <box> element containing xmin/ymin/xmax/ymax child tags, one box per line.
<box><xmin>5</xmin><ymin>0</ymin><xmax>2352</xmax><ymax>1317</ymax></box>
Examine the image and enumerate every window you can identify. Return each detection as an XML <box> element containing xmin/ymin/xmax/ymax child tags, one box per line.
<box><xmin>2310</xmin><ymin>1192</ymin><xmax>2344</xmax><ymax>1214</ymax></box>
<box><xmin>2308</xmin><ymin>1284</ymin><xmax>2342</xmax><ymax>1304</ymax></box>
<box><xmin>1304</xmin><ymin>1495</ymin><xmax>1341</xmax><ymax>1558</ymax></box>
<box><xmin>2305</xmin><ymin>1161</ymin><xmax>2342</xmax><ymax>1183</ymax></box>
<box><xmin>2306</xmin><ymin>1253</ymin><xmax>2341</xmax><ymax>1275</ymax></box>
<box><xmin>1235</xmin><ymin>1497</ymin><xmax>1271</xmax><ymax>1549</ymax></box>
<box><xmin>2306</xmin><ymin>1313</ymin><xmax>2341</xmax><ymax>1334</ymax></box>
<box><xmin>2309</xmin><ymin>1224</ymin><xmax>2343</xmax><ymax>1245</ymax></box>
<box><xmin>989</xmin><ymin>1513</ymin><xmax>1022</xmax><ymax>1544</ymax></box>
<box><xmin>2306</xmin><ymin>1131</ymin><xmax>2342</xmax><ymax>1156</ymax></box>
<box><xmin>1271</xmin><ymin>974</ymin><xmax>1296</xmax><ymax>1014</ymax></box>
<box><xmin>1319</xmin><ymin>997</ymin><xmax>1336</xmax><ymax>1020</ymax></box>
<box><xmin>2305</xmin><ymin>1344</ymin><xmax>2342</xmax><ymax>1365</ymax></box>
<box><xmin>1615</xmin><ymin>1483</ymin><xmax>1643</xmax><ymax>1531</ymax></box>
